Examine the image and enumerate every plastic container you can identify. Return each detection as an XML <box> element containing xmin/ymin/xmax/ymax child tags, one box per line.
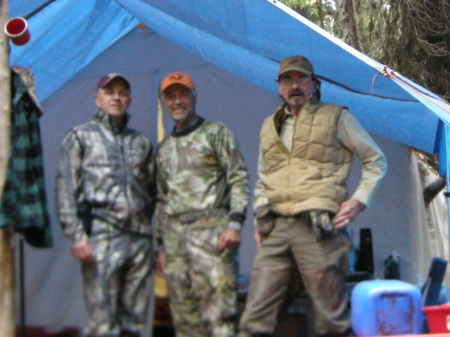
<box><xmin>438</xmin><ymin>285</ymin><xmax>450</xmax><ymax>304</ymax></box>
<box><xmin>351</xmin><ymin>280</ymin><xmax>423</xmax><ymax>336</ymax></box>
<box><xmin>423</xmin><ymin>303</ymin><xmax>450</xmax><ymax>333</ymax></box>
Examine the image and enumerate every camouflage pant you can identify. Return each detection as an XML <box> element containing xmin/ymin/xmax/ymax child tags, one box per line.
<box><xmin>81</xmin><ymin>220</ymin><xmax>152</xmax><ymax>337</ymax></box>
<box><xmin>162</xmin><ymin>215</ymin><xmax>239</xmax><ymax>337</ymax></box>
<box><xmin>239</xmin><ymin>213</ymin><xmax>350</xmax><ymax>337</ymax></box>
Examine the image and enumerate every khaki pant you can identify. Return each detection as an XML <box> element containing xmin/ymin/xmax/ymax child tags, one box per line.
<box><xmin>239</xmin><ymin>214</ymin><xmax>350</xmax><ymax>337</ymax></box>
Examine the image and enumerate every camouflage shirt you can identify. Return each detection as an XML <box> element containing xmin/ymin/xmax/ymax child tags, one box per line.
<box><xmin>56</xmin><ymin>110</ymin><xmax>156</xmax><ymax>242</ymax></box>
<box><xmin>155</xmin><ymin>116</ymin><xmax>249</xmax><ymax>237</ymax></box>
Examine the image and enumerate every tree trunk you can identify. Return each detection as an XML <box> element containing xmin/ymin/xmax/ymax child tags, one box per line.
<box><xmin>0</xmin><ymin>0</ymin><xmax>16</xmax><ymax>336</ymax></box>
<box><xmin>336</xmin><ymin>0</ymin><xmax>361</xmax><ymax>50</ymax></box>
<box><xmin>316</xmin><ymin>0</ymin><xmax>325</xmax><ymax>28</ymax></box>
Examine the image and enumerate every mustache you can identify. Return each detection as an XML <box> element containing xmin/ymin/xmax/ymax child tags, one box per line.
<box><xmin>172</xmin><ymin>104</ymin><xmax>187</xmax><ymax>109</ymax></box>
<box><xmin>288</xmin><ymin>90</ymin><xmax>304</xmax><ymax>98</ymax></box>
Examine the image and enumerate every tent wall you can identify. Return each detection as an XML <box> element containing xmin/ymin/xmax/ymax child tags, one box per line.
<box><xmin>19</xmin><ymin>27</ymin><xmax>430</xmax><ymax>330</ymax></box>
<box><xmin>410</xmin><ymin>155</ymin><xmax>450</xmax><ymax>286</ymax></box>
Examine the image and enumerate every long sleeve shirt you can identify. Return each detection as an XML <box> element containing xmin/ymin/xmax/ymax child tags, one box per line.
<box><xmin>155</xmin><ymin>116</ymin><xmax>249</xmax><ymax>246</ymax></box>
<box><xmin>56</xmin><ymin>110</ymin><xmax>156</xmax><ymax>242</ymax></box>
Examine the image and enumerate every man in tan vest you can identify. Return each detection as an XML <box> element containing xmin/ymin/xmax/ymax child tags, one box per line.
<box><xmin>238</xmin><ymin>56</ymin><xmax>387</xmax><ymax>337</ymax></box>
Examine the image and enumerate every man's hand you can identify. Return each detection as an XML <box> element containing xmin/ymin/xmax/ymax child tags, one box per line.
<box><xmin>156</xmin><ymin>251</ymin><xmax>166</xmax><ymax>276</ymax></box>
<box><xmin>254</xmin><ymin>230</ymin><xmax>262</xmax><ymax>248</ymax></box>
<box><xmin>71</xmin><ymin>239</ymin><xmax>94</xmax><ymax>262</ymax></box>
<box><xmin>332</xmin><ymin>199</ymin><xmax>365</xmax><ymax>229</ymax></box>
<box><xmin>218</xmin><ymin>229</ymin><xmax>240</xmax><ymax>250</ymax></box>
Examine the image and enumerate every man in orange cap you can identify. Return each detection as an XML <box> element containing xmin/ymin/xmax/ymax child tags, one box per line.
<box><xmin>155</xmin><ymin>72</ymin><xmax>249</xmax><ymax>337</ymax></box>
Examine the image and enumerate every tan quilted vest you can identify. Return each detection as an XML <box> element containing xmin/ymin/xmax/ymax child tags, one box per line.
<box><xmin>260</xmin><ymin>102</ymin><xmax>352</xmax><ymax>215</ymax></box>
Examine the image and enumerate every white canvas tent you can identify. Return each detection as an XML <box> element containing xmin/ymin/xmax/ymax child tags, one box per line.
<box><xmin>5</xmin><ymin>0</ymin><xmax>450</xmax><ymax>332</ymax></box>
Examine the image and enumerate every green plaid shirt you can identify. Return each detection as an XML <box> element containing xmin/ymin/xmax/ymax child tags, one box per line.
<box><xmin>0</xmin><ymin>70</ymin><xmax>52</xmax><ymax>248</ymax></box>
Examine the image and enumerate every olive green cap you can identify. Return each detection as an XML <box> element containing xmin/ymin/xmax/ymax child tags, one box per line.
<box><xmin>278</xmin><ymin>55</ymin><xmax>314</xmax><ymax>78</ymax></box>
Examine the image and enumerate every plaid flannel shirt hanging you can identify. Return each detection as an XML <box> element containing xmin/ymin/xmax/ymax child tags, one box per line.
<box><xmin>0</xmin><ymin>69</ymin><xmax>52</xmax><ymax>248</ymax></box>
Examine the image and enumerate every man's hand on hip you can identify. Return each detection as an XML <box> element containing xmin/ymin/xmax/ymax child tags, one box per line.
<box><xmin>156</xmin><ymin>251</ymin><xmax>166</xmax><ymax>276</ymax></box>
<box><xmin>71</xmin><ymin>239</ymin><xmax>94</xmax><ymax>262</ymax></box>
<box><xmin>218</xmin><ymin>229</ymin><xmax>240</xmax><ymax>250</ymax></box>
<box><xmin>332</xmin><ymin>199</ymin><xmax>365</xmax><ymax>229</ymax></box>
<box><xmin>253</xmin><ymin>230</ymin><xmax>262</xmax><ymax>248</ymax></box>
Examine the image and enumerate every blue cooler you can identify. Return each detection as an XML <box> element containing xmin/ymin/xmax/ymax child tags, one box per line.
<box><xmin>351</xmin><ymin>280</ymin><xmax>424</xmax><ymax>336</ymax></box>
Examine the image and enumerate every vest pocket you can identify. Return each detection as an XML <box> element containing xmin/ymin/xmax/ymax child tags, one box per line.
<box><xmin>319</xmin><ymin>163</ymin><xmax>336</xmax><ymax>179</ymax></box>
<box><xmin>263</xmin><ymin>147</ymin><xmax>287</xmax><ymax>172</ymax></box>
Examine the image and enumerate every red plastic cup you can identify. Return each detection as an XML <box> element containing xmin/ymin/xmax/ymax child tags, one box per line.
<box><xmin>4</xmin><ymin>17</ymin><xmax>30</xmax><ymax>46</ymax></box>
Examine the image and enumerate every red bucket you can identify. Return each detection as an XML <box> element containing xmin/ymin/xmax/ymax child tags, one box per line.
<box><xmin>4</xmin><ymin>17</ymin><xmax>30</xmax><ymax>46</ymax></box>
<box><xmin>423</xmin><ymin>303</ymin><xmax>450</xmax><ymax>333</ymax></box>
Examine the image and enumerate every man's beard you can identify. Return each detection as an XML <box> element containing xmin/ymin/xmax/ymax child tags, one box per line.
<box><xmin>172</xmin><ymin>111</ymin><xmax>190</xmax><ymax>120</ymax></box>
<box><xmin>288</xmin><ymin>89</ymin><xmax>305</xmax><ymax>99</ymax></box>
<box><xmin>171</xmin><ymin>105</ymin><xmax>191</xmax><ymax>121</ymax></box>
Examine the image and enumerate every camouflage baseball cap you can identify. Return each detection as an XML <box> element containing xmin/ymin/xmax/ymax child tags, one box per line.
<box><xmin>278</xmin><ymin>55</ymin><xmax>314</xmax><ymax>78</ymax></box>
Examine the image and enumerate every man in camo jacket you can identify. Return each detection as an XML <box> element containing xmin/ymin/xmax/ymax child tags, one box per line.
<box><xmin>56</xmin><ymin>73</ymin><xmax>156</xmax><ymax>337</ymax></box>
<box><xmin>155</xmin><ymin>72</ymin><xmax>249</xmax><ymax>337</ymax></box>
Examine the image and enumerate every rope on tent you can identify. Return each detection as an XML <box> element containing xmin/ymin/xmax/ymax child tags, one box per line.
<box><xmin>23</xmin><ymin>0</ymin><xmax>57</xmax><ymax>20</ymax></box>
<box><xmin>382</xmin><ymin>65</ymin><xmax>450</xmax><ymax>114</ymax></box>
<box><xmin>314</xmin><ymin>73</ymin><xmax>418</xmax><ymax>103</ymax></box>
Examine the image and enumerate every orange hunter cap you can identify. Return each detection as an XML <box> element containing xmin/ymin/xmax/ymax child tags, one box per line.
<box><xmin>160</xmin><ymin>72</ymin><xmax>195</xmax><ymax>93</ymax></box>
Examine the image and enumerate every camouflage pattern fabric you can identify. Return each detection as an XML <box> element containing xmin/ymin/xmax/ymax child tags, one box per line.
<box><xmin>81</xmin><ymin>218</ymin><xmax>152</xmax><ymax>337</ymax></box>
<box><xmin>155</xmin><ymin>117</ymin><xmax>249</xmax><ymax>248</ymax></box>
<box><xmin>56</xmin><ymin>109</ymin><xmax>156</xmax><ymax>242</ymax></box>
<box><xmin>155</xmin><ymin>117</ymin><xmax>248</xmax><ymax>336</ymax></box>
<box><xmin>56</xmin><ymin>109</ymin><xmax>156</xmax><ymax>337</ymax></box>
<box><xmin>163</xmin><ymin>215</ymin><xmax>239</xmax><ymax>337</ymax></box>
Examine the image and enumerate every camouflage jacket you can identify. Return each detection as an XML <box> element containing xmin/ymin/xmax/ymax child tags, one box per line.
<box><xmin>155</xmin><ymin>117</ymin><xmax>249</xmax><ymax>242</ymax></box>
<box><xmin>56</xmin><ymin>110</ymin><xmax>156</xmax><ymax>242</ymax></box>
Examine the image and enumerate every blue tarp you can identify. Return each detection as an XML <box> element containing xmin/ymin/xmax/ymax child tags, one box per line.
<box><xmin>10</xmin><ymin>0</ymin><xmax>449</xmax><ymax>154</ymax></box>
<box><xmin>10</xmin><ymin>0</ymin><xmax>47</xmax><ymax>18</ymax></box>
<box><xmin>11</xmin><ymin>0</ymin><xmax>138</xmax><ymax>100</ymax></box>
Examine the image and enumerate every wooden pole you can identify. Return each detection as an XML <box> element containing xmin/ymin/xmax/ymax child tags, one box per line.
<box><xmin>0</xmin><ymin>0</ymin><xmax>11</xmax><ymax>196</ymax></box>
<box><xmin>0</xmin><ymin>0</ymin><xmax>16</xmax><ymax>335</ymax></box>
<box><xmin>0</xmin><ymin>228</ymin><xmax>15</xmax><ymax>337</ymax></box>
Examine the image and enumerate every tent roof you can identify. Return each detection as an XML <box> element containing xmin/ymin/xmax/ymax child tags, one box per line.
<box><xmin>10</xmin><ymin>0</ymin><xmax>449</xmax><ymax>154</ymax></box>
<box><xmin>10</xmin><ymin>0</ymin><xmax>46</xmax><ymax>17</ymax></box>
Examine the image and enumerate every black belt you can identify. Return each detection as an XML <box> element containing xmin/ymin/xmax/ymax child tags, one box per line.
<box><xmin>169</xmin><ymin>209</ymin><xmax>228</xmax><ymax>224</ymax></box>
